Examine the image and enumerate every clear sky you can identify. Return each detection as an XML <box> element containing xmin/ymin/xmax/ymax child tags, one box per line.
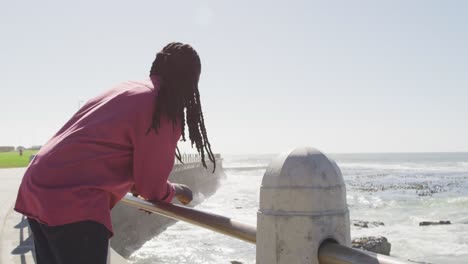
<box><xmin>1</xmin><ymin>0</ymin><xmax>467</xmax><ymax>154</ymax></box>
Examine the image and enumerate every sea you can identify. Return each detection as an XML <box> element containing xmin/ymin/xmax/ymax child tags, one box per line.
<box><xmin>129</xmin><ymin>152</ymin><xmax>468</xmax><ymax>264</ymax></box>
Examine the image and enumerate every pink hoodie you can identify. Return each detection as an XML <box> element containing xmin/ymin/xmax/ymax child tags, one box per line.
<box><xmin>15</xmin><ymin>78</ymin><xmax>180</xmax><ymax>235</ymax></box>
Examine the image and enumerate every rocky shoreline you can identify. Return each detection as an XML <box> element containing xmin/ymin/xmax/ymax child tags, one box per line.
<box><xmin>351</xmin><ymin>218</ymin><xmax>453</xmax><ymax>259</ymax></box>
<box><xmin>349</xmin><ymin>180</ymin><xmax>460</xmax><ymax>197</ymax></box>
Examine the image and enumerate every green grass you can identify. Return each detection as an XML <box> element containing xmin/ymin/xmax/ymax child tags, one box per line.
<box><xmin>0</xmin><ymin>150</ymin><xmax>39</xmax><ymax>168</ymax></box>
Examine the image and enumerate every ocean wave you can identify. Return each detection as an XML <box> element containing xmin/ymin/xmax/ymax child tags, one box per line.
<box><xmin>347</xmin><ymin>194</ymin><xmax>385</xmax><ymax>208</ymax></box>
<box><xmin>437</xmin><ymin>196</ymin><xmax>468</xmax><ymax>207</ymax></box>
<box><xmin>339</xmin><ymin>162</ymin><xmax>468</xmax><ymax>173</ymax></box>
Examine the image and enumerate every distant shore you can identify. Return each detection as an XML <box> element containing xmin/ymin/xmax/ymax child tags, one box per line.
<box><xmin>0</xmin><ymin>150</ymin><xmax>38</xmax><ymax>168</ymax></box>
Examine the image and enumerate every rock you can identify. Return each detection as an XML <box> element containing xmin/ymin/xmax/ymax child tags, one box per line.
<box><xmin>416</xmin><ymin>184</ymin><xmax>444</xmax><ymax>196</ymax></box>
<box><xmin>353</xmin><ymin>220</ymin><xmax>369</xmax><ymax>228</ymax></box>
<box><xmin>230</xmin><ymin>261</ymin><xmax>243</xmax><ymax>264</ymax></box>
<box><xmin>351</xmin><ymin>236</ymin><xmax>391</xmax><ymax>256</ymax></box>
<box><xmin>419</xmin><ymin>220</ymin><xmax>451</xmax><ymax>226</ymax></box>
<box><xmin>352</xmin><ymin>220</ymin><xmax>385</xmax><ymax>228</ymax></box>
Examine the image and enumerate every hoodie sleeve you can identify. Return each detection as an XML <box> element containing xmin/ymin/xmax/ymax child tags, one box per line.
<box><xmin>129</xmin><ymin>90</ymin><xmax>181</xmax><ymax>202</ymax></box>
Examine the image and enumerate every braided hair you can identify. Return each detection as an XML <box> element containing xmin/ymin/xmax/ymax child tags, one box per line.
<box><xmin>148</xmin><ymin>42</ymin><xmax>216</xmax><ymax>172</ymax></box>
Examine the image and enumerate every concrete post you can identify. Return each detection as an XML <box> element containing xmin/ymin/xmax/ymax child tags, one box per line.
<box><xmin>257</xmin><ymin>147</ymin><xmax>350</xmax><ymax>264</ymax></box>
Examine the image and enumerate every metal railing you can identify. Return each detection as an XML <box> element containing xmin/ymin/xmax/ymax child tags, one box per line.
<box><xmin>122</xmin><ymin>194</ymin><xmax>255</xmax><ymax>244</ymax></box>
<box><xmin>175</xmin><ymin>153</ymin><xmax>222</xmax><ymax>164</ymax></box>
<box><xmin>121</xmin><ymin>194</ymin><xmax>412</xmax><ymax>264</ymax></box>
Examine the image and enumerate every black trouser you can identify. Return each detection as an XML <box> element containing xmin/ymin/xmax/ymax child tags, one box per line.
<box><xmin>27</xmin><ymin>218</ymin><xmax>110</xmax><ymax>264</ymax></box>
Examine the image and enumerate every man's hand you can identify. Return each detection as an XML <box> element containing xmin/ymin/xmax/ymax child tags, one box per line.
<box><xmin>173</xmin><ymin>183</ymin><xmax>193</xmax><ymax>205</ymax></box>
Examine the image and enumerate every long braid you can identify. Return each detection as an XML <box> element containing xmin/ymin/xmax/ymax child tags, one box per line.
<box><xmin>148</xmin><ymin>42</ymin><xmax>216</xmax><ymax>172</ymax></box>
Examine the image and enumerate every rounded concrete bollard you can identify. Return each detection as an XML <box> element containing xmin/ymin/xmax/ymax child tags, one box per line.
<box><xmin>257</xmin><ymin>147</ymin><xmax>350</xmax><ymax>264</ymax></box>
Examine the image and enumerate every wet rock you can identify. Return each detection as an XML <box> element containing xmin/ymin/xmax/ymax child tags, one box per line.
<box><xmin>351</xmin><ymin>236</ymin><xmax>391</xmax><ymax>256</ymax></box>
<box><xmin>419</xmin><ymin>220</ymin><xmax>451</xmax><ymax>226</ymax></box>
<box><xmin>350</xmin><ymin>180</ymin><xmax>459</xmax><ymax>196</ymax></box>
<box><xmin>353</xmin><ymin>221</ymin><xmax>369</xmax><ymax>228</ymax></box>
<box><xmin>416</xmin><ymin>184</ymin><xmax>445</xmax><ymax>196</ymax></box>
<box><xmin>352</xmin><ymin>220</ymin><xmax>384</xmax><ymax>228</ymax></box>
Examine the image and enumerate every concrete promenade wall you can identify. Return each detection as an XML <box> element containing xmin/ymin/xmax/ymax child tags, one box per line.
<box><xmin>110</xmin><ymin>159</ymin><xmax>224</xmax><ymax>258</ymax></box>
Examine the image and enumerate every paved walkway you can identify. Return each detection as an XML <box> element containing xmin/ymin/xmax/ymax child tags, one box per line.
<box><xmin>0</xmin><ymin>168</ymin><xmax>128</xmax><ymax>264</ymax></box>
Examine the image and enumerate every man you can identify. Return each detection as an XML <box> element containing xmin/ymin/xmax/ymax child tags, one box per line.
<box><xmin>15</xmin><ymin>42</ymin><xmax>215</xmax><ymax>264</ymax></box>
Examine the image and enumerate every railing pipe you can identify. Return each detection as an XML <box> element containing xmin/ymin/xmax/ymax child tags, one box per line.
<box><xmin>121</xmin><ymin>194</ymin><xmax>256</xmax><ymax>244</ymax></box>
<box><xmin>120</xmin><ymin>194</ymin><xmax>411</xmax><ymax>264</ymax></box>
